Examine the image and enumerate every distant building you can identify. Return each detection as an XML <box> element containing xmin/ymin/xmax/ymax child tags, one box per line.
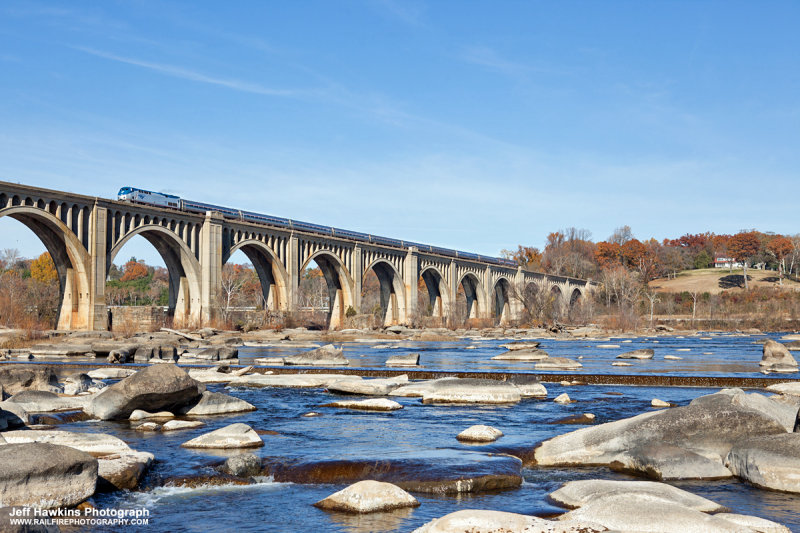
<box><xmin>714</xmin><ymin>256</ymin><xmax>743</xmax><ymax>269</ymax></box>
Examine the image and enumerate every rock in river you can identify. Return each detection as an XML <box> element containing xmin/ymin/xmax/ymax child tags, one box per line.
<box><xmin>85</xmin><ymin>363</ymin><xmax>205</xmax><ymax>420</ymax></box>
<box><xmin>549</xmin><ymin>479</ymin><xmax>725</xmax><ymax>512</ymax></box>
<box><xmin>420</xmin><ymin>378</ymin><xmax>521</xmax><ymax>404</ymax></box>
<box><xmin>534</xmin><ymin>388</ymin><xmax>790</xmax><ymax>479</ymax></box>
<box><xmin>725</xmin><ymin>433</ymin><xmax>800</xmax><ymax>493</ymax></box>
<box><xmin>321</xmin><ymin>398</ymin><xmax>403</xmax><ymax>412</ymax></box>
<box><xmin>616</xmin><ymin>348</ymin><xmax>655</xmax><ymax>359</ymax></box>
<box><xmin>385</xmin><ymin>353</ymin><xmax>420</xmax><ymax>367</ymax></box>
<box><xmin>314</xmin><ymin>480</ymin><xmax>419</xmax><ymax>513</ymax></box>
<box><xmin>177</xmin><ymin>391</ymin><xmax>256</xmax><ymax>416</ymax></box>
<box><xmin>327</xmin><ymin>375</ymin><xmax>408</xmax><ymax>396</ymax></box>
<box><xmin>181</xmin><ymin>423</ymin><xmax>264</xmax><ymax>449</ymax></box>
<box><xmin>761</xmin><ymin>340</ymin><xmax>798</xmax><ymax>371</ymax></box>
<box><xmin>0</xmin><ymin>443</ymin><xmax>97</xmax><ymax>508</ymax></box>
<box><xmin>284</xmin><ymin>344</ymin><xmax>349</xmax><ymax>366</ymax></box>
<box><xmin>0</xmin><ymin>365</ymin><xmax>61</xmax><ymax>395</ymax></box>
<box><xmin>456</xmin><ymin>425</ymin><xmax>503</xmax><ymax>443</ymax></box>
<box><xmin>491</xmin><ymin>348</ymin><xmax>549</xmax><ymax>361</ymax></box>
<box><xmin>412</xmin><ymin>510</ymin><xmax>604</xmax><ymax>533</ymax></box>
<box><xmin>534</xmin><ymin>357</ymin><xmax>582</xmax><ymax>370</ymax></box>
<box><xmin>263</xmin><ymin>450</ymin><xmax>522</xmax><ymax>494</ymax></box>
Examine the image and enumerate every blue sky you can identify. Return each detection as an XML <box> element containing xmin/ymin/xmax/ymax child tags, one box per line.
<box><xmin>1</xmin><ymin>1</ymin><xmax>798</xmax><ymax>265</ymax></box>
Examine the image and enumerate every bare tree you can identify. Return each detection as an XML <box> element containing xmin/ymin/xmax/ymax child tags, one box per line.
<box><xmin>643</xmin><ymin>290</ymin><xmax>660</xmax><ymax>327</ymax></box>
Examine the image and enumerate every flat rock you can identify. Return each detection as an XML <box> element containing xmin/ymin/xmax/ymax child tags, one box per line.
<box><xmin>610</xmin><ymin>444</ymin><xmax>733</xmax><ymax>480</ymax></box>
<box><xmin>327</xmin><ymin>375</ymin><xmax>409</xmax><ymax>396</ymax></box>
<box><xmin>617</xmin><ymin>348</ymin><xmax>654</xmax><ymax>359</ymax></box>
<box><xmin>492</xmin><ymin>348</ymin><xmax>549</xmax><ymax>361</ymax></box>
<box><xmin>535</xmin><ymin>357</ymin><xmax>582</xmax><ymax>370</ymax></box>
<box><xmin>181</xmin><ymin>423</ymin><xmax>264</xmax><ymax>449</ymax></box>
<box><xmin>420</xmin><ymin>378</ymin><xmax>521</xmax><ymax>404</ymax></box>
<box><xmin>389</xmin><ymin>378</ymin><xmax>459</xmax><ymax>397</ymax></box>
<box><xmin>651</xmin><ymin>398</ymin><xmax>671</xmax><ymax>408</ymax></box>
<box><xmin>129</xmin><ymin>409</ymin><xmax>174</xmax><ymax>421</ymax></box>
<box><xmin>498</xmin><ymin>341</ymin><xmax>541</xmax><ymax>350</ymax></box>
<box><xmin>506</xmin><ymin>375</ymin><xmax>547</xmax><ymax>398</ymax></box>
<box><xmin>549</xmin><ymin>479</ymin><xmax>725</xmax><ymax>512</ymax></box>
<box><xmin>385</xmin><ymin>353</ymin><xmax>420</xmax><ymax>366</ymax></box>
<box><xmin>134</xmin><ymin>422</ymin><xmax>160</xmax><ymax>431</ymax></box>
<box><xmin>726</xmin><ymin>433</ymin><xmax>800</xmax><ymax>493</ymax></box>
<box><xmin>314</xmin><ymin>480</ymin><xmax>419</xmax><ymax>513</ymax></box>
<box><xmin>558</xmin><ymin>493</ymin><xmax>748</xmax><ymax>532</ymax></box>
<box><xmin>714</xmin><ymin>513</ymin><xmax>791</xmax><ymax>533</ymax></box>
<box><xmin>263</xmin><ymin>450</ymin><xmax>522</xmax><ymax>494</ymax></box>
<box><xmin>6</xmin><ymin>390</ymin><xmax>88</xmax><ymax>412</ymax></box>
<box><xmin>97</xmin><ymin>450</ymin><xmax>154</xmax><ymax>491</ymax></box>
<box><xmin>612</xmin><ymin>362</ymin><xmax>633</xmax><ymax>366</ymax></box>
<box><xmin>321</xmin><ymin>398</ymin><xmax>403</xmax><ymax>411</ymax></box>
<box><xmin>457</xmin><ymin>425</ymin><xmax>503</xmax><ymax>442</ymax></box>
<box><xmin>162</xmin><ymin>420</ymin><xmax>205</xmax><ymax>431</ymax></box>
<box><xmin>87</xmin><ymin>368</ymin><xmax>137</xmax><ymax>380</ymax></box>
<box><xmin>0</xmin><ymin>443</ymin><xmax>97</xmax><ymax>508</ymax></box>
<box><xmin>85</xmin><ymin>364</ymin><xmax>204</xmax><ymax>420</ymax></box>
<box><xmin>765</xmin><ymin>382</ymin><xmax>800</xmax><ymax>396</ymax></box>
<box><xmin>412</xmin><ymin>510</ymin><xmax>604</xmax><ymax>533</ymax></box>
<box><xmin>177</xmin><ymin>391</ymin><xmax>256</xmax><ymax>416</ymax></box>
<box><xmin>284</xmin><ymin>344</ymin><xmax>349</xmax><ymax>366</ymax></box>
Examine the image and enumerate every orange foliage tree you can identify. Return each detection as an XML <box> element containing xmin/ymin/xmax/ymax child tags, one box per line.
<box><xmin>121</xmin><ymin>258</ymin><xmax>149</xmax><ymax>282</ymax></box>
<box><xmin>767</xmin><ymin>236</ymin><xmax>793</xmax><ymax>285</ymax></box>
<box><xmin>728</xmin><ymin>231</ymin><xmax>762</xmax><ymax>289</ymax></box>
<box><xmin>30</xmin><ymin>252</ymin><xmax>58</xmax><ymax>284</ymax></box>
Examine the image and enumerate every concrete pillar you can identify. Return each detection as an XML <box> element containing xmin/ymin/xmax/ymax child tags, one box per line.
<box><xmin>287</xmin><ymin>235</ymin><xmax>299</xmax><ymax>316</ymax></box>
<box><xmin>89</xmin><ymin>203</ymin><xmax>108</xmax><ymax>331</ymax></box>
<box><xmin>404</xmin><ymin>247</ymin><xmax>418</xmax><ymax>324</ymax></box>
<box><xmin>352</xmin><ymin>245</ymin><xmax>362</xmax><ymax>313</ymax></box>
<box><xmin>483</xmin><ymin>266</ymin><xmax>492</xmax><ymax>320</ymax></box>
<box><xmin>448</xmin><ymin>260</ymin><xmax>457</xmax><ymax>323</ymax></box>
<box><xmin>200</xmin><ymin>211</ymin><xmax>224</xmax><ymax>325</ymax></box>
<box><xmin>512</xmin><ymin>267</ymin><xmax>525</xmax><ymax>321</ymax></box>
<box><xmin>329</xmin><ymin>288</ymin><xmax>344</xmax><ymax>329</ymax></box>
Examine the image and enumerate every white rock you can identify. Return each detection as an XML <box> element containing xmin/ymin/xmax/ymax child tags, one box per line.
<box><xmin>714</xmin><ymin>513</ymin><xmax>791</xmax><ymax>533</ymax></box>
<box><xmin>412</xmin><ymin>510</ymin><xmax>603</xmax><ymax>533</ymax></box>
<box><xmin>314</xmin><ymin>480</ymin><xmax>419</xmax><ymax>513</ymax></box>
<box><xmin>549</xmin><ymin>480</ymin><xmax>725</xmax><ymax>513</ymax></box>
<box><xmin>162</xmin><ymin>420</ymin><xmax>205</xmax><ymax>431</ymax></box>
<box><xmin>322</xmin><ymin>399</ymin><xmax>403</xmax><ymax>411</ymax></box>
<box><xmin>651</xmin><ymin>398</ymin><xmax>671</xmax><ymax>408</ymax></box>
<box><xmin>554</xmin><ymin>393</ymin><xmax>572</xmax><ymax>404</ymax></box>
<box><xmin>456</xmin><ymin>425</ymin><xmax>503</xmax><ymax>443</ymax></box>
<box><xmin>129</xmin><ymin>409</ymin><xmax>174</xmax><ymax>421</ymax></box>
<box><xmin>181</xmin><ymin>423</ymin><xmax>264</xmax><ymax>449</ymax></box>
<box><xmin>612</xmin><ymin>362</ymin><xmax>633</xmax><ymax>366</ymax></box>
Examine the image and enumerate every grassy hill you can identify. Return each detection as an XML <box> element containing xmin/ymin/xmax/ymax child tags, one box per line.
<box><xmin>649</xmin><ymin>268</ymin><xmax>800</xmax><ymax>294</ymax></box>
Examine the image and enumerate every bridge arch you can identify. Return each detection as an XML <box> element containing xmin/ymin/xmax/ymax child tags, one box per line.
<box><xmin>108</xmin><ymin>225</ymin><xmax>202</xmax><ymax>327</ymax></box>
<box><xmin>226</xmin><ymin>239</ymin><xmax>289</xmax><ymax>313</ymax></box>
<box><xmin>301</xmin><ymin>250</ymin><xmax>355</xmax><ymax>329</ymax></box>
<box><xmin>569</xmin><ymin>287</ymin><xmax>583</xmax><ymax>307</ymax></box>
<box><xmin>419</xmin><ymin>265</ymin><xmax>450</xmax><ymax>323</ymax></box>
<box><xmin>0</xmin><ymin>205</ymin><xmax>91</xmax><ymax>330</ymax></box>
<box><xmin>363</xmin><ymin>259</ymin><xmax>406</xmax><ymax>326</ymax></box>
<box><xmin>492</xmin><ymin>276</ymin><xmax>513</xmax><ymax>325</ymax></box>
<box><xmin>457</xmin><ymin>271</ymin><xmax>486</xmax><ymax>323</ymax></box>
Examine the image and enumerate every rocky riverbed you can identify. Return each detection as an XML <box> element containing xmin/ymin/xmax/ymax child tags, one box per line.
<box><xmin>0</xmin><ymin>326</ymin><xmax>798</xmax><ymax>532</ymax></box>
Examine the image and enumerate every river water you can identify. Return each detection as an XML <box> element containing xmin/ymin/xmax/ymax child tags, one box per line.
<box><xmin>63</xmin><ymin>333</ymin><xmax>800</xmax><ymax>532</ymax></box>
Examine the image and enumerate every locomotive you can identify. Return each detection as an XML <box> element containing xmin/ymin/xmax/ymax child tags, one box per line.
<box><xmin>117</xmin><ymin>186</ymin><xmax>516</xmax><ymax>266</ymax></box>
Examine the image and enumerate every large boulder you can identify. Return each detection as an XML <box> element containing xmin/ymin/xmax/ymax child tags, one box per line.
<box><xmin>0</xmin><ymin>366</ymin><xmax>61</xmax><ymax>395</ymax></box>
<box><xmin>177</xmin><ymin>391</ymin><xmax>256</xmax><ymax>416</ymax></box>
<box><xmin>0</xmin><ymin>429</ymin><xmax>153</xmax><ymax>491</ymax></box>
<box><xmin>412</xmin><ymin>510</ymin><xmax>604</xmax><ymax>533</ymax></box>
<box><xmin>0</xmin><ymin>443</ymin><xmax>97</xmax><ymax>508</ymax></box>
<box><xmin>535</xmin><ymin>389</ymin><xmax>789</xmax><ymax>472</ymax></box>
<box><xmin>761</xmin><ymin>340</ymin><xmax>798</xmax><ymax>370</ymax></box>
<box><xmin>314</xmin><ymin>480</ymin><xmax>419</xmax><ymax>513</ymax></box>
<box><xmin>284</xmin><ymin>344</ymin><xmax>349</xmax><ymax>366</ymax></box>
<box><xmin>181</xmin><ymin>423</ymin><xmax>264</xmax><ymax>449</ymax></box>
<box><xmin>220</xmin><ymin>453</ymin><xmax>262</xmax><ymax>477</ymax></box>
<box><xmin>725</xmin><ymin>433</ymin><xmax>800</xmax><ymax>493</ymax></box>
<box><xmin>85</xmin><ymin>364</ymin><xmax>204</xmax><ymax>420</ymax></box>
<box><xmin>389</xmin><ymin>378</ymin><xmax>460</xmax><ymax>397</ymax></box>
<box><xmin>610</xmin><ymin>443</ymin><xmax>733</xmax><ymax>480</ymax></box>
<box><xmin>420</xmin><ymin>378</ymin><xmax>521</xmax><ymax>404</ymax></box>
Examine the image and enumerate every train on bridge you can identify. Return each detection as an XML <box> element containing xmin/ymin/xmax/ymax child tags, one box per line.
<box><xmin>118</xmin><ymin>186</ymin><xmax>517</xmax><ymax>267</ymax></box>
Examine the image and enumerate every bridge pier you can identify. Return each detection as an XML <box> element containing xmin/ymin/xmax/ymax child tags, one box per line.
<box><xmin>200</xmin><ymin>212</ymin><xmax>224</xmax><ymax>325</ymax></box>
<box><xmin>88</xmin><ymin>204</ymin><xmax>108</xmax><ymax>331</ymax></box>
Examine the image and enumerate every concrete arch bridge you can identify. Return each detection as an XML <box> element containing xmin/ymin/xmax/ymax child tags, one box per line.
<box><xmin>0</xmin><ymin>181</ymin><xmax>596</xmax><ymax>330</ymax></box>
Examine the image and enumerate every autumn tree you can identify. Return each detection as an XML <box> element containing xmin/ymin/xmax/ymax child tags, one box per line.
<box><xmin>767</xmin><ymin>235</ymin><xmax>793</xmax><ymax>286</ymax></box>
<box><xmin>500</xmin><ymin>245</ymin><xmax>542</xmax><ymax>270</ymax></box>
<box><xmin>30</xmin><ymin>252</ymin><xmax>58</xmax><ymax>284</ymax></box>
<box><xmin>728</xmin><ymin>231</ymin><xmax>762</xmax><ymax>289</ymax></box>
<box><xmin>121</xmin><ymin>258</ymin><xmax>149</xmax><ymax>282</ymax></box>
<box><xmin>595</xmin><ymin>241</ymin><xmax>621</xmax><ymax>268</ymax></box>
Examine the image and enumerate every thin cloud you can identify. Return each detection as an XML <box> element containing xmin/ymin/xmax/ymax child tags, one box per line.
<box><xmin>73</xmin><ymin>46</ymin><xmax>316</xmax><ymax>98</ymax></box>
